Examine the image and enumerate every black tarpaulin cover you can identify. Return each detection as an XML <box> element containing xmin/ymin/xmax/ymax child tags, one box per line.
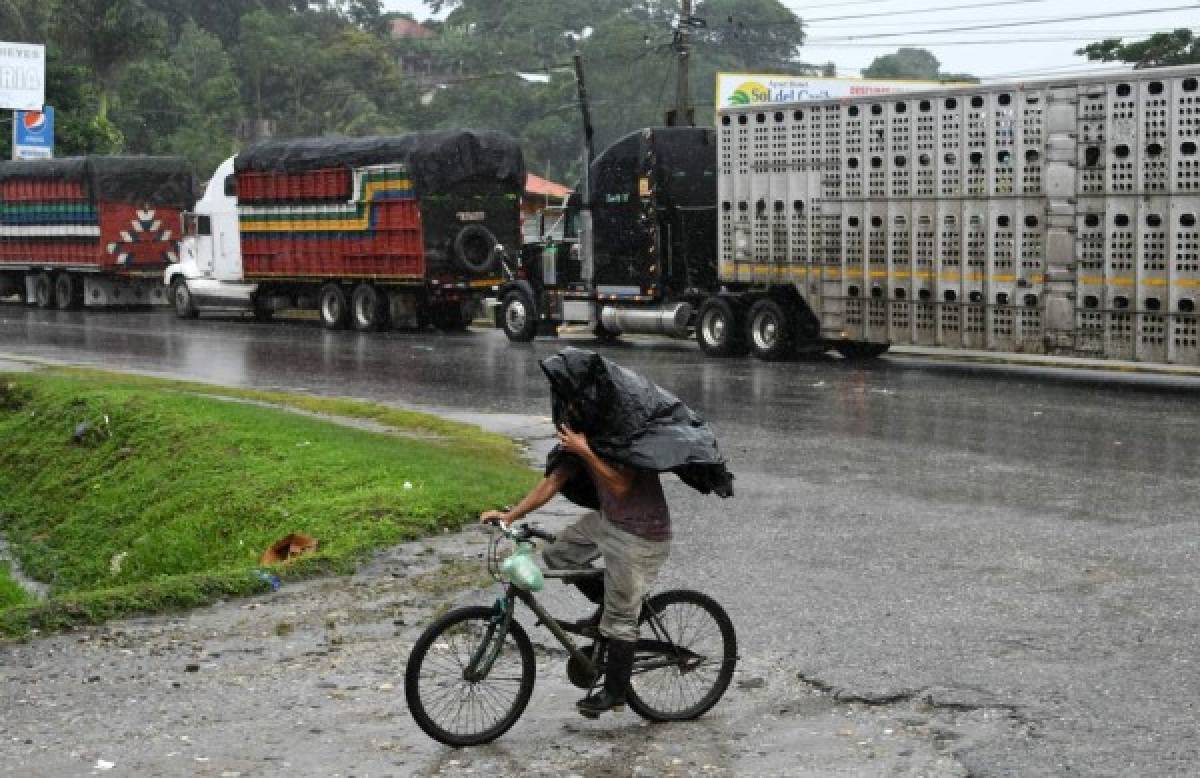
<box><xmin>0</xmin><ymin>156</ymin><xmax>194</xmax><ymax>207</ymax></box>
<box><xmin>541</xmin><ymin>347</ymin><xmax>734</xmax><ymax>509</ymax></box>
<box><xmin>234</xmin><ymin>130</ymin><xmax>525</xmax><ymax>195</ymax></box>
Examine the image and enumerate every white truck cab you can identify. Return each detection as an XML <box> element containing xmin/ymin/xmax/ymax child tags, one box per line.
<box><xmin>165</xmin><ymin>156</ymin><xmax>256</xmax><ymax>316</ymax></box>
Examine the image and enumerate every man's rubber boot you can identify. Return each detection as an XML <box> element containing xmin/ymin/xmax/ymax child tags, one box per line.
<box><xmin>577</xmin><ymin>639</ymin><xmax>635</xmax><ymax>718</ymax></box>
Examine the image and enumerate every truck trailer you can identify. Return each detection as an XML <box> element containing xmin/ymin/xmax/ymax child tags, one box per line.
<box><xmin>0</xmin><ymin>156</ymin><xmax>194</xmax><ymax>308</ymax></box>
<box><xmin>504</xmin><ymin>64</ymin><xmax>1200</xmax><ymax>367</ymax></box>
<box><xmin>166</xmin><ymin>130</ymin><xmax>524</xmax><ymax>330</ymax></box>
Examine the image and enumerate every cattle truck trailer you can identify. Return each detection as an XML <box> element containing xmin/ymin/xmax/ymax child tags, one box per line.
<box><xmin>0</xmin><ymin>156</ymin><xmax>194</xmax><ymax>308</ymax></box>
<box><xmin>505</xmin><ymin>64</ymin><xmax>1200</xmax><ymax>367</ymax></box>
<box><xmin>708</xmin><ymin>63</ymin><xmax>1200</xmax><ymax>364</ymax></box>
<box><xmin>166</xmin><ymin>131</ymin><xmax>524</xmax><ymax>331</ymax></box>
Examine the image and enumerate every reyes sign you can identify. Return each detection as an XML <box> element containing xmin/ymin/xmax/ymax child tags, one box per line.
<box><xmin>715</xmin><ymin>73</ymin><xmax>946</xmax><ymax>111</ymax></box>
<box><xmin>0</xmin><ymin>42</ymin><xmax>45</xmax><ymax>111</ymax></box>
<box><xmin>13</xmin><ymin>106</ymin><xmax>54</xmax><ymax>159</ymax></box>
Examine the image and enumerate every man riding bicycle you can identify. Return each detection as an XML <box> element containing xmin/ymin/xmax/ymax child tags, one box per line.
<box><xmin>482</xmin><ymin>347</ymin><xmax>732</xmax><ymax>719</ymax></box>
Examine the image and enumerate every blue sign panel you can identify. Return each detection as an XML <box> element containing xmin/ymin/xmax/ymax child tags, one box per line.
<box><xmin>13</xmin><ymin>105</ymin><xmax>53</xmax><ymax>158</ymax></box>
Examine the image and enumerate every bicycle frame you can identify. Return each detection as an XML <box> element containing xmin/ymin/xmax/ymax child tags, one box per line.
<box><xmin>464</xmin><ymin>579</ymin><xmax>707</xmax><ymax>686</ymax></box>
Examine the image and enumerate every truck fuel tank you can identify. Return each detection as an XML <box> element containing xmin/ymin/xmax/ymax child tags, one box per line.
<box><xmin>600</xmin><ymin>302</ymin><xmax>693</xmax><ymax>338</ymax></box>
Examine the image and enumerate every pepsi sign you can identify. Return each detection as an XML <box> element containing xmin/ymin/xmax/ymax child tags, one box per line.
<box><xmin>13</xmin><ymin>105</ymin><xmax>53</xmax><ymax>159</ymax></box>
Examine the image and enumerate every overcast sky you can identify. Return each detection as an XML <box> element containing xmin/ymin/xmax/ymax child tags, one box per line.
<box><xmin>381</xmin><ymin>0</ymin><xmax>1198</xmax><ymax>81</ymax></box>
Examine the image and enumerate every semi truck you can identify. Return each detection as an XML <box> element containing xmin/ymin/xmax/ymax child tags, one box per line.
<box><xmin>0</xmin><ymin>156</ymin><xmax>194</xmax><ymax>308</ymax></box>
<box><xmin>166</xmin><ymin>130</ymin><xmax>523</xmax><ymax>330</ymax></box>
<box><xmin>503</xmin><ymin>64</ymin><xmax>1200</xmax><ymax>367</ymax></box>
<box><xmin>497</xmin><ymin>126</ymin><xmax>719</xmax><ymax>342</ymax></box>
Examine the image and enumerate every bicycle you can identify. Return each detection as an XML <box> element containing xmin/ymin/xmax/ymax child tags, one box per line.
<box><xmin>403</xmin><ymin>520</ymin><xmax>739</xmax><ymax>746</ymax></box>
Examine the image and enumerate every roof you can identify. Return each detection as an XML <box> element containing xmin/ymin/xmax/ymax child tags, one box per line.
<box><xmin>390</xmin><ymin>18</ymin><xmax>435</xmax><ymax>39</ymax></box>
<box><xmin>525</xmin><ymin>173</ymin><xmax>572</xmax><ymax>200</ymax></box>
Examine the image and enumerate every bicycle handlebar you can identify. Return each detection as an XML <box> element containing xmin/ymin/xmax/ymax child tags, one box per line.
<box><xmin>481</xmin><ymin>519</ymin><xmax>556</xmax><ymax>544</ymax></box>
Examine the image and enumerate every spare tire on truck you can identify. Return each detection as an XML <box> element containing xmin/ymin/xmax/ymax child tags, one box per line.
<box><xmin>452</xmin><ymin>225</ymin><xmax>498</xmax><ymax>275</ymax></box>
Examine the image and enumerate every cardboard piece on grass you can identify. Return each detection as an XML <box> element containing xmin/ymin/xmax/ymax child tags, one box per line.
<box><xmin>260</xmin><ymin>532</ymin><xmax>318</xmax><ymax>565</ymax></box>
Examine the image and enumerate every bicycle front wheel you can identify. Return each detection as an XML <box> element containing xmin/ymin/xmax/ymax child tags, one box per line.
<box><xmin>626</xmin><ymin>589</ymin><xmax>738</xmax><ymax>721</ymax></box>
<box><xmin>404</xmin><ymin>604</ymin><xmax>536</xmax><ymax>746</ymax></box>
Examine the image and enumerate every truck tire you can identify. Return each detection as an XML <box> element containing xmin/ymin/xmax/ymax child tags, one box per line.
<box><xmin>171</xmin><ymin>277</ymin><xmax>199</xmax><ymax>319</ymax></box>
<box><xmin>430</xmin><ymin>301</ymin><xmax>468</xmax><ymax>332</ymax></box>
<box><xmin>351</xmin><ymin>283</ymin><xmax>389</xmax><ymax>332</ymax></box>
<box><xmin>251</xmin><ymin>293</ymin><xmax>274</xmax><ymax>322</ymax></box>
<box><xmin>593</xmin><ymin>318</ymin><xmax>620</xmax><ymax>342</ymax></box>
<box><xmin>53</xmin><ymin>273</ymin><xmax>83</xmax><ymax>310</ymax></box>
<box><xmin>32</xmin><ymin>272</ymin><xmax>53</xmax><ymax>309</ymax></box>
<box><xmin>452</xmin><ymin>225</ymin><xmax>498</xmax><ymax>275</ymax></box>
<box><xmin>745</xmin><ymin>298</ymin><xmax>794</xmax><ymax>361</ymax></box>
<box><xmin>319</xmin><ymin>283</ymin><xmax>350</xmax><ymax>330</ymax></box>
<box><xmin>834</xmin><ymin>342</ymin><xmax>891</xmax><ymax>360</ymax></box>
<box><xmin>500</xmin><ymin>289</ymin><xmax>536</xmax><ymax>342</ymax></box>
<box><xmin>696</xmin><ymin>297</ymin><xmax>746</xmax><ymax>357</ymax></box>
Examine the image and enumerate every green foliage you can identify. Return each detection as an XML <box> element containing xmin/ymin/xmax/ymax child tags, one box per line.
<box><xmin>11</xmin><ymin>0</ymin><xmax>808</xmax><ymax>181</ymax></box>
<box><xmin>862</xmin><ymin>47</ymin><xmax>977</xmax><ymax>83</ymax></box>
<box><xmin>0</xmin><ymin>370</ymin><xmax>536</xmax><ymax>636</ymax></box>
<box><xmin>1077</xmin><ymin>30</ymin><xmax>1200</xmax><ymax>68</ymax></box>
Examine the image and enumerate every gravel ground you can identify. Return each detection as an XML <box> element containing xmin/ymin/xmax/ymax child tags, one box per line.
<box><xmin>1</xmin><ymin>496</ymin><xmax>1012</xmax><ymax>778</ymax></box>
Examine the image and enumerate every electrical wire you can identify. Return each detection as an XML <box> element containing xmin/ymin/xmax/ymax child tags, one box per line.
<box><xmin>810</xmin><ymin>31</ymin><xmax>1195</xmax><ymax>46</ymax></box>
<box><xmin>804</xmin><ymin>0</ymin><xmax>1054</xmax><ymax>24</ymax></box>
<box><xmin>802</xmin><ymin>4</ymin><xmax>1200</xmax><ymax>42</ymax></box>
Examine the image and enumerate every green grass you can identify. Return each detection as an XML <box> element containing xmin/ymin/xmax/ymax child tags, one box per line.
<box><xmin>0</xmin><ymin>561</ymin><xmax>30</xmax><ymax>609</ymax></box>
<box><xmin>0</xmin><ymin>370</ymin><xmax>537</xmax><ymax>638</ymax></box>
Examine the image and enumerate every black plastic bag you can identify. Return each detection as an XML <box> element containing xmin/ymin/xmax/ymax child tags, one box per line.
<box><xmin>541</xmin><ymin>347</ymin><xmax>734</xmax><ymax>509</ymax></box>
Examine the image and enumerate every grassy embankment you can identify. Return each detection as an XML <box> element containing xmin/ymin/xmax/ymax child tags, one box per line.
<box><xmin>0</xmin><ymin>368</ymin><xmax>538</xmax><ymax>638</ymax></box>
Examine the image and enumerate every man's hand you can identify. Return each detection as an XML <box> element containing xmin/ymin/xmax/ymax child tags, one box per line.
<box><xmin>480</xmin><ymin>509</ymin><xmax>512</xmax><ymax>526</ymax></box>
<box><xmin>556</xmin><ymin>424</ymin><xmax>592</xmax><ymax>457</ymax></box>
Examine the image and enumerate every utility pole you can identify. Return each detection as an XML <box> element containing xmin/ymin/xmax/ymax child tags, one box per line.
<box><xmin>667</xmin><ymin>0</ymin><xmax>698</xmax><ymax>127</ymax></box>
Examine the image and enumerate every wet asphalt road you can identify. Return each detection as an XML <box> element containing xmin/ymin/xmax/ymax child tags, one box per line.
<box><xmin>2</xmin><ymin>304</ymin><xmax>1200</xmax><ymax>776</ymax></box>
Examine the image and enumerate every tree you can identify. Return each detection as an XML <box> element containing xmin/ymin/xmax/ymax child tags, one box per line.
<box><xmin>50</xmin><ymin>0</ymin><xmax>168</xmax><ymax>122</ymax></box>
<box><xmin>862</xmin><ymin>47</ymin><xmax>976</xmax><ymax>83</ymax></box>
<box><xmin>863</xmin><ymin>47</ymin><xmax>941</xmax><ymax>80</ymax></box>
<box><xmin>114</xmin><ymin>22</ymin><xmax>242</xmax><ymax>172</ymax></box>
<box><xmin>1077</xmin><ymin>29</ymin><xmax>1200</xmax><ymax>68</ymax></box>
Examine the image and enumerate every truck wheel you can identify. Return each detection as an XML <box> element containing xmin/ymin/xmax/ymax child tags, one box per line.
<box><xmin>351</xmin><ymin>283</ymin><xmax>389</xmax><ymax>332</ymax></box>
<box><xmin>593</xmin><ymin>318</ymin><xmax>620</xmax><ymax>342</ymax></box>
<box><xmin>746</xmin><ymin>298</ymin><xmax>794</xmax><ymax>361</ymax></box>
<box><xmin>319</xmin><ymin>283</ymin><xmax>350</xmax><ymax>330</ymax></box>
<box><xmin>431</xmin><ymin>302</ymin><xmax>468</xmax><ymax>332</ymax></box>
<box><xmin>171</xmin><ymin>278</ymin><xmax>199</xmax><ymax>319</ymax></box>
<box><xmin>500</xmin><ymin>289</ymin><xmax>537</xmax><ymax>342</ymax></box>
<box><xmin>32</xmin><ymin>272</ymin><xmax>53</xmax><ymax>309</ymax></box>
<box><xmin>696</xmin><ymin>297</ymin><xmax>746</xmax><ymax>357</ymax></box>
<box><xmin>834</xmin><ymin>342</ymin><xmax>891</xmax><ymax>360</ymax></box>
<box><xmin>452</xmin><ymin>225</ymin><xmax>498</xmax><ymax>275</ymax></box>
<box><xmin>53</xmin><ymin>273</ymin><xmax>83</xmax><ymax>310</ymax></box>
<box><xmin>251</xmin><ymin>293</ymin><xmax>274</xmax><ymax>322</ymax></box>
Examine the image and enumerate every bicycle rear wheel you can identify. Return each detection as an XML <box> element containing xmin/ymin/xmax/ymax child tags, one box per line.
<box><xmin>626</xmin><ymin>589</ymin><xmax>737</xmax><ymax>721</ymax></box>
<box><xmin>404</xmin><ymin>604</ymin><xmax>536</xmax><ymax>746</ymax></box>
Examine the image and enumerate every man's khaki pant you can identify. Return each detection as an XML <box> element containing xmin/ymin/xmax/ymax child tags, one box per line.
<box><xmin>542</xmin><ymin>511</ymin><xmax>670</xmax><ymax>641</ymax></box>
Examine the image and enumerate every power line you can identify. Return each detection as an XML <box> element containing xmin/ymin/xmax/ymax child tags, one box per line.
<box><xmin>805</xmin><ymin>0</ymin><xmax>1054</xmax><ymax>24</ymax></box>
<box><xmin>804</xmin><ymin>4</ymin><xmax>1200</xmax><ymax>42</ymax></box>
<box><xmin>808</xmin><ymin>31</ymin><xmax>1196</xmax><ymax>46</ymax></box>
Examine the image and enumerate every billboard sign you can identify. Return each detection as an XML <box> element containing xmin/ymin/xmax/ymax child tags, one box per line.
<box><xmin>716</xmin><ymin>73</ymin><xmax>947</xmax><ymax>111</ymax></box>
<box><xmin>0</xmin><ymin>42</ymin><xmax>45</xmax><ymax>111</ymax></box>
<box><xmin>13</xmin><ymin>106</ymin><xmax>53</xmax><ymax>159</ymax></box>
